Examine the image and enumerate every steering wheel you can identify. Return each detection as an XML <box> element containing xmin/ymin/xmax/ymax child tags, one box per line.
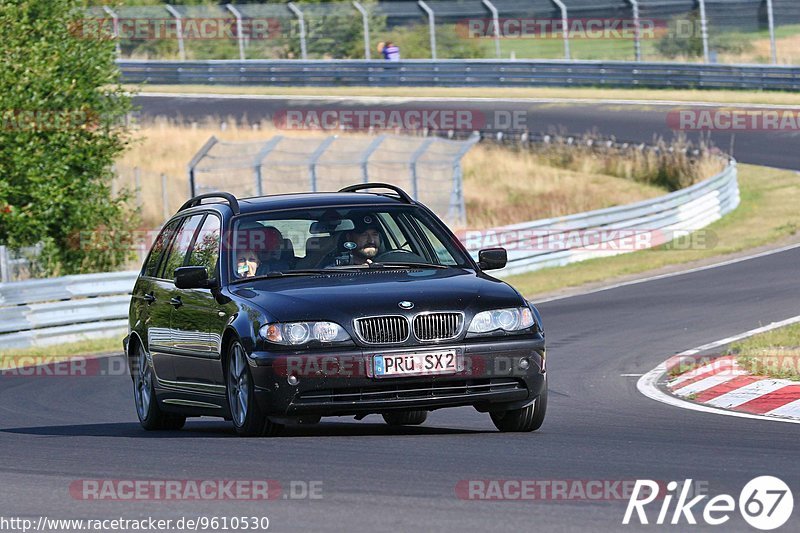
<box><xmin>375</xmin><ymin>249</ymin><xmax>425</xmax><ymax>263</ymax></box>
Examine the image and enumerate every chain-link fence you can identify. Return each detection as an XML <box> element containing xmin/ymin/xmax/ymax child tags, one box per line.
<box><xmin>189</xmin><ymin>134</ymin><xmax>479</xmax><ymax>226</ymax></box>
<box><xmin>79</xmin><ymin>1</ymin><xmax>799</xmax><ymax>64</ymax></box>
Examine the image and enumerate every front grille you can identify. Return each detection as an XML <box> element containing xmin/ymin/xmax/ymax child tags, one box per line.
<box><xmin>413</xmin><ymin>312</ymin><xmax>463</xmax><ymax>341</ymax></box>
<box><xmin>354</xmin><ymin>316</ymin><xmax>409</xmax><ymax>344</ymax></box>
<box><xmin>295</xmin><ymin>378</ymin><xmax>526</xmax><ymax>405</ymax></box>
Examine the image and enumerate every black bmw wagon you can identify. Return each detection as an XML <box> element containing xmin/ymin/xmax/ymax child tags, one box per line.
<box><xmin>124</xmin><ymin>184</ymin><xmax>547</xmax><ymax>436</ymax></box>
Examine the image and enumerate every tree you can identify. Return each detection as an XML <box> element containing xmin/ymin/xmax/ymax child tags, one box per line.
<box><xmin>0</xmin><ymin>0</ymin><xmax>135</xmax><ymax>275</ymax></box>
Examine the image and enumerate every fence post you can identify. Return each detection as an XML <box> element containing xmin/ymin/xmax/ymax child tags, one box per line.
<box><xmin>0</xmin><ymin>245</ymin><xmax>9</xmax><ymax>283</ymax></box>
<box><xmin>102</xmin><ymin>5</ymin><xmax>122</xmax><ymax>58</ymax></box>
<box><xmin>627</xmin><ymin>0</ymin><xmax>641</xmax><ymax>62</ymax></box>
<box><xmin>164</xmin><ymin>5</ymin><xmax>186</xmax><ymax>61</ymax></box>
<box><xmin>359</xmin><ymin>134</ymin><xmax>386</xmax><ymax>183</ymax></box>
<box><xmin>187</xmin><ymin>136</ymin><xmax>219</xmax><ymax>197</ymax></box>
<box><xmin>134</xmin><ymin>167</ymin><xmax>143</xmax><ymax>209</ymax></box>
<box><xmin>417</xmin><ymin>0</ymin><xmax>437</xmax><ymax>60</ymax></box>
<box><xmin>253</xmin><ymin>136</ymin><xmax>285</xmax><ymax>196</ymax></box>
<box><xmin>226</xmin><ymin>4</ymin><xmax>246</xmax><ymax>60</ymax></box>
<box><xmin>287</xmin><ymin>2</ymin><xmax>308</xmax><ymax>60</ymax></box>
<box><xmin>481</xmin><ymin>0</ymin><xmax>501</xmax><ymax>59</ymax></box>
<box><xmin>308</xmin><ymin>136</ymin><xmax>337</xmax><ymax>192</ymax></box>
<box><xmin>353</xmin><ymin>1</ymin><xmax>371</xmax><ymax>60</ymax></box>
<box><xmin>766</xmin><ymin>0</ymin><xmax>777</xmax><ymax>64</ymax></box>
<box><xmin>161</xmin><ymin>173</ymin><xmax>170</xmax><ymax>220</ymax></box>
<box><xmin>551</xmin><ymin>0</ymin><xmax>571</xmax><ymax>60</ymax></box>
<box><xmin>449</xmin><ymin>133</ymin><xmax>480</xmax><ymax>226</ymax></box>
<box><xmin>698</xmin><ymin>0</ymin><xmax>710</xmax><ymax>63</ymax></box>
<box><xmin>409</xmin><ymin>138</ymin><xmax>434</xmax><ymax>200</ymax></box>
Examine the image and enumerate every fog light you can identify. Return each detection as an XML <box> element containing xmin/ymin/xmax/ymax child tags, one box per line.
<box><xmin>519</xmin><ymin>358</ymin><xmax>530</xmax><ymax>370</ymax></box>
<box><xmin>287</xmin><ymin>375</ymin><xmax>299</xmax><ymax>386</ymax></box>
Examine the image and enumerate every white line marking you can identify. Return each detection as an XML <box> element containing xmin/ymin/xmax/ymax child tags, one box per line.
<box><xmin>668</xmin><ymin>356</ymin><xmax>737</xmax><ymax>388</ymax></box>
<box><xmin>134</xmin><ymin>92</ymin><xmax>800</xmax><ymax>110</ymax></box>
<box><xmin>535</xmin><ymin>241</ymin><xmax>800</xmax><ymax>304</ymax></box>
<box><xmin>637</xmin><ymin>315</ymin><xmax>800</xmax><ymax>424</ymax></box>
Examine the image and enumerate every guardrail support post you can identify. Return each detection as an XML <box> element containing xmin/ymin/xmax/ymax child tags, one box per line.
<box><xmin>226</xmin><ymin>4</ymin><xmax>246</xmax><ymax>61</ymax></box>
<box><xmin>698</xmin><ymin>0</ymin><xmax>710</xmax><ymax>63</ymax></box>
<box><xmin>308</xmin><ymin>136</ymin><xmax>337</xmax><ymax>192</ymax></box>
<box><xmin>449</xmin><ymin>133</ymin><xmax>480</xmax><ymax>225</ymax></box>
<box><xmin>551</xmin><ymin>0</ymin><xmax>571</xmax><ymax>60</ymax></box>
<box><xmin>164</xmin><ymin>5</ymin><xmax>186</xmax><ymax>61</ymax></box>
<box><xmin>287</xmin><ymin>2</ymin><xmax>308</xmax><ymax>60</ymax></box>
<box><xmin>766</xmin><ymin>0</ymin><xmax>777</xmax><ymax>64</ymax></box>
<box><xmin>0</xmin><ymin>246</ymin><xmax>9</xmax><ymax>283</ymax></box>
<box><xmin>409</xmin><ymin>138</ymin><xmax>434</xmax><ymax>200</ymax></box>
<box><xmin>481</xmin><ymin>0</ymin><xmax>501</xmax><ymax>59</ymax></box>
<box><xmin>353</xmin><ymin>1</ymin><xmax>371</xmax><ymax>60</ymax></box>
<box><xmin>417</xmin><ymin>0</ymin><xmax>437</xmax><ymax>60</ymax></box>
<box><xmin>627</xmin><ymin>0</ymin><xmax>641</xmax><ymax>62</ymax></box>
<box><xmin>187</xmin><ymin>136</ymin><xmax>219</xmax><ymax>197</ymax></box>
<box><xmin>161</xmin><ymin>173</ymin><xmax>170</xmax><ymax>220</ymax></box>
<box><xmin>102</xmin><ymin>6</ymin><xmax>122</xmax><ymax>58</ymax></box>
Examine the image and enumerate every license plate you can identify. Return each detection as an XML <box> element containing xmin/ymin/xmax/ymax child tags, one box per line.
<box><xmin>373</xmin><ymin>350</ymin><xmax>459</xmax><ymax>378</ymax></box>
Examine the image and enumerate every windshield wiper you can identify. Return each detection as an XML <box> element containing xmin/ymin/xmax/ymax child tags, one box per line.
<box><xmin>376</xmin><ymin>262</ymin><xmax>449</xmax><ymax>270</ymax></box>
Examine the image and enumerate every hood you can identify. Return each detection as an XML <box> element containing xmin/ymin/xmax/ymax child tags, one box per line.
<box><xmin>229</xmin><ymin>268</ymin><xmax>524</xmax><ymax>324</ymax></box>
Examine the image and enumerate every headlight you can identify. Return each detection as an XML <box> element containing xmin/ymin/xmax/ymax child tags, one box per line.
<box><xmin>468</xmin><ymin>307</ymin><xmax>535</xmax><ymax>334</ymax></box>
<box><xmin>260</xmin><ymin>321</ymin><xmax>351</xmax><ymax>345</ymax></box>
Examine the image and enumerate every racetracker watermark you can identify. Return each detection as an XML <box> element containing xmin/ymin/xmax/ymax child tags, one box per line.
<box><xmin>1</xmin><ymin>109</ymin><xmax>99</xmax><ymax>132</ymax></box>
<box><xmin>668</xmin><ymin>108</ymin><xmax>800</xmax><ymax>132</ymax></box>
<box><xmin>456</xmin><ymin>18</ymin><xmax>660</xmax><ymax>39</ymax></box>
<box><xmin>70</xmin><ymin>18</ymin><xmax>282</xmax><ymax>41</ymax></box>
<box><xmin>0</xmin><ymin>356</ymin><xmax>128</xmax><ymax>377</ymax></box>
<box><xmin>69</xmin><ymin>480</ymin><xmax>323</xmax><ymax>501</ymax></box>
<box><xmin>667</xmin><ymin>354</ymin><xmax>800</xmax><ymax>378</ymax></box>
<box><xmin>457</xmin><ymin>228</ymin><xmax>718</xmax><ymax>253</ymax></box>
<box><xmin>456</xmin><ymin>479</ymin><xmax>708</xmax><ymax>502</ymax></box>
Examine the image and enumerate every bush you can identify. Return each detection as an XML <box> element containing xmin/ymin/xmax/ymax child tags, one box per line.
<box><xmin>383</xmin><ymin>23</ymin><xmax>488</xmax><ymax>59</ymax></box>
<box><xmin>0</xmin><ymin>0</ymin><xmax>135</xmax><ymax>276</ymax></box>
<box><xmin>657</xmin><ymin>11</ymin><xmax>754</xmax><ymax>59</ymax></box>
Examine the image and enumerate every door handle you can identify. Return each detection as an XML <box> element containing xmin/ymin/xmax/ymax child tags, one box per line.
<box><xmin>143</xmin><ymin>293</ymin><xmax>156</xmax><ymax>304</ymax></box>
<box><xmin>169</xmin><ymin>297</ymin><xmax>183</xmax><ymax>308</ymax></box>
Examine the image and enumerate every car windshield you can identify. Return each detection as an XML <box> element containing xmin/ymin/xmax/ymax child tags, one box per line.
<box><xmin>230</xmin><ymin>206</ymin><xmax>469</xmax><ymax>280</ymax></box>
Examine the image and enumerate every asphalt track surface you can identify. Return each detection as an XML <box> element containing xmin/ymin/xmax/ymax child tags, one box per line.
<box><xmin>0</xmin><ymin>96</ymin><xmax>798</xmax><ymax>532</ymax></box>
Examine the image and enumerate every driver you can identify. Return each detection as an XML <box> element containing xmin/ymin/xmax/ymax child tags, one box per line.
<box><xmin>345</xmin><ymin>215</ymin><xmax>382</xmax><ymax>265</ymax></box>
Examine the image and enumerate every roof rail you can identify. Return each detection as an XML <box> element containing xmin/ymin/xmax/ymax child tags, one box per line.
<box><xmin>178</xmin><ymin>192</ymin><xmax>240</xmax><ymax>215</ymax></box>
<box><xmin>338</xmin><ymin>183</ymin><xmax>414</xmax><ymax>204</ymax></box>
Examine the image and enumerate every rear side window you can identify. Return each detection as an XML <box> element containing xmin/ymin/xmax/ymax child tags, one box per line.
<box><xmin>142</xmin><ymin>220</ymin><xmax>180</xmax><ymax>278</ymax></box>
<box><xmin>159</xmin><ymin>214</ymin><xmax>204</xmax><ymax>280</ymax></box>
<box><xmin>187</xmin><ymin>214</ymin><xmax>221</xmax><ymax>277</ymax></box>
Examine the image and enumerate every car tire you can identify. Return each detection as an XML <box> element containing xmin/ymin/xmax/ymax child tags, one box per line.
<box><xmin>227</xmin><ymin>340</ymin><xmax>283</xmax><ymax>437</ymax></box>
<box><xmin>490</xmin><ymin>377</ymin><xmax>547</xmax><ymax>433</ymax></box>
<box><xmin>131</xmin><ymin>343</ymin><xmax>186</xmax><ymax>431</ymax></box>
<box><xmin>382</xmin><ymin>410</ymin><xmax>428</xmax><ymax>426</ymax></box>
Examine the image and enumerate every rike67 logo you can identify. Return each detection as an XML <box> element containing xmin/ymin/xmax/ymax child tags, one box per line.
<box><xmin>623</xmin><ymin>476</ymin><xmax>794</xmax><ymax>530</ymax></box>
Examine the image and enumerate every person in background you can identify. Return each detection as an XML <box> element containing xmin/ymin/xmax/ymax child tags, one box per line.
<box><xmin>383</xmin><ymin>41</ymin><xmax>400</xmax><ymax>61</ymax></box>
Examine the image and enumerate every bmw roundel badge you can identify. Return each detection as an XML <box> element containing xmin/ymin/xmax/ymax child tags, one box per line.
<box><xmin>398</xmin><ymin>301</ymin><xmax>414</xmax><ymax>310</ymax></box>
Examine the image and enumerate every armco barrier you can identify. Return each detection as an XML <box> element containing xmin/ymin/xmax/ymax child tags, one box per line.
<box><xmin>0</xmin><ymin>159</ymin><xmax>738</xmax><ymax>349</ymax></box>
<box><xmin>118</xmin><ymin>59</ymin><xmax>800</xmax><ymax>91</ymax></box>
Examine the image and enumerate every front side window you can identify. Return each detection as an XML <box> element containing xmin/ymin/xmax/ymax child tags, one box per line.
<box><xmin>159</xmin><ymin>214</ymin><xmax>204</xmax><ymax>280</ymax></box>
<box><xmin>231</xmin><ymin>206</ymin><xmax>469</xmax><ymax>280</ymax></box>
<box><xmin>187</xmin><ymin>215</ymin><xmax>221</xmax><ymax>277</ymax></box>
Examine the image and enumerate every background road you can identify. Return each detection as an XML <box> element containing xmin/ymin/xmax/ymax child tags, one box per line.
<box><xmin>0</xmin><ymin>96</ymin><xmax>797</xmax><ymax>532</ymax></box>
<box><xmin>134</xmin><ymin>95</ymin><xmax>800</xmax><ymax>170</ymax></box>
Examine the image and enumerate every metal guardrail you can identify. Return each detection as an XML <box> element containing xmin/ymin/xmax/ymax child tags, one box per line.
<box><xmin>466</xmin><ymin>159</ymin><xmax>739</xmax><ymax>276</ymax></box>
<box><xmin>0</xmin><ymin>157</ymin><xmax>738</xmax><ymax>350</ymax></box>
<box><xmin>119</xmin><ymin>60</ymin><xmax>800</xmax><ymax>91</ymax></box>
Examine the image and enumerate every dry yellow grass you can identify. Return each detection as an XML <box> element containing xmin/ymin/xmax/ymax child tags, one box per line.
<box><xmin>720</xmin><ymin>32</ymin><xmax>800</xmax><ymax>65</ymax></box>
<box><xmin>117</xmin><ymin>119</ymin><xmax>708</xmax><ymax>229</ymax></box>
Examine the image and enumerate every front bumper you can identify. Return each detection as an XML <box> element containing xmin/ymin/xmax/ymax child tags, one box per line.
<box><xmin>248</xmin><ymin>336</ymin><xmax>545</xmax><ymax>416</ymax></box>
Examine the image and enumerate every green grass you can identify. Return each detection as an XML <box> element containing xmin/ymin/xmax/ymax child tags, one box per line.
<box><xmin>506</xmin><ymin>164</ymin><xmax>800</xmax><ymax>297</ymax></box>
<box><xmin>728</xmin><ymin>323</ymin><xmax>800</xmax><ymax>381</ymax></box>
<box><xmin>0</xmin><ymin>337</ymin><xmax>122</xmax><ymax>367</ymax></box>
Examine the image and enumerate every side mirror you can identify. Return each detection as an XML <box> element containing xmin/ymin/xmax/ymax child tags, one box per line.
<box><xmin>174</xmin><ymin>266</ymin><xmax>211</xmax><ymax>289</ymax></box>
<box><xmin>478</xmin><ymin>248</ymin><xmax>507</xmax><ymax>271</ymax></box>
